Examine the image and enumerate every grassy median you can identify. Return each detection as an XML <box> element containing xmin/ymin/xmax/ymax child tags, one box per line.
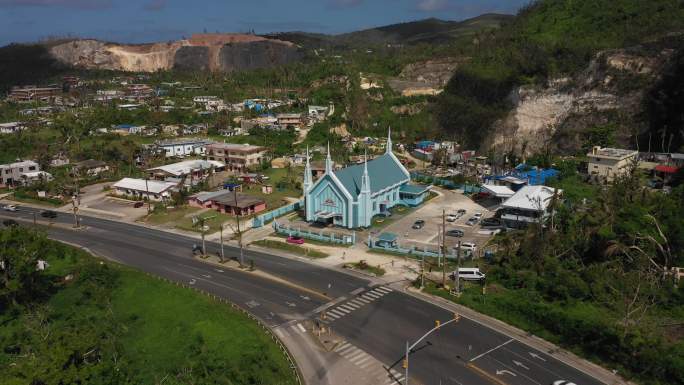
<box><xmin>251</xmin><ymin>239</ymin><xmax>329</xmax><ymax>258</ymax></box>
<box><xmin>0</xmin><ymin>227</ymin><xmax>298</xmax><ymax>385</ymax></box>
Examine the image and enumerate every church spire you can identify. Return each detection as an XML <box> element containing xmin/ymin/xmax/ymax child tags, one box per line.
<box><xmin>303</xmin><ymin>145</ymin><xmax>312</xmax><ymax>192</ymax></box>
<box><xmin>325</xmin><ymin>142</ymin><xmax>333</xmax><ymax>174</ymax></box>
<box><xmin>361</xmin><ymin>149</ymin><xmax>370</xmax><ymax>193</ymax></box>
<box><xmin>386</xmin><ymin>126</ymin><xmax>393</xmax><ymax>154</ymax></box>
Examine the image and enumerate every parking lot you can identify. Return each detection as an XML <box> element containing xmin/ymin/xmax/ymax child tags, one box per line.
<box><xmin>85</xmin><ymin>197</ymin><xmax>148</xmax><ymax>221</ymax></box>
<box><xmin>380</xmin><ymin>188</ymin><xmax>496</xmax><ymax>255</ymax></box>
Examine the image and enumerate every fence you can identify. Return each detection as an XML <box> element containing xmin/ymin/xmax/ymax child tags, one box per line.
<box><xmin>252</xmin><ymin>199</ymin><xmax>303</xmax><ymax>228</ymax></box>
<box><xmin>273</xmin><ymin>221</ymin><xmax>356</xmax><ymax>245</ymax></box>
<box><xmin>367</xmin><ymin>233</ymin><xmax>473</xmax><ymax>260</ymax></box>
<box><xmin>410</xmin><ymin>172</ymin><xmax>482</xmax><ymax>194</ymax></box>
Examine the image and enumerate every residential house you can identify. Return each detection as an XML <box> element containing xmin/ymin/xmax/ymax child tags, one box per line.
<box><xmin>189</xmin><ymin>190</ymin><xmax>265</xmax><ymax>216</ymax></box>
<box><xmin>8</xmin><ymin>86</ymin><xmax>61</xmax><ymax>102</ymax></box>
<box><xmin>72</xmin><ymin>159</ymin><xmax>109</xmax><ymax>176</ymax></box>
<box><xmin>276</xmin><ymin>113</ymin><xmax>304</xmax><ymax>129</ymax></box>
<box><xmin>586</xmin><ymin>146</ymin><xmax>638</xmax><ymax>183</ymax></box>
<box><xmin>0</xmin><ymin>160</ymin><xmax>42</xmax><ymax>186</ymax></box>
<box><xmin>218</xmin><ymin>127</ymin><xmax>242</xmax><ymax>137</ymax></box>
<box><xmin>20</xmin><ymin>171</ymin><xmax>53</xmax><ymax>185</ymax></box>
<box><xmin>155</xmin><ymin>138</ymin><xmax>214</xmax><ymax>158</ymax></box>
<box><xmin>181</xmin><ymin>123</ymin><xmax>208</xmax><ymax>136</ymax></box>
<box><xmin>112</xmin><ymin>124</ymin><xmax>142</xmax><ymax>135</ymax></box>
<box><xmin>0</xmin><ymin>122</ymin><xmax>26</xmax><ymax>135</ymax></box>
<box><xmin>147</xmin><ymin>159</ymin><xmax>224</xmax><ymax>183</ymax></box>
<box><xmin>112</xmin><ymin>178</ymin><xmax>177</xmax><ymax>201</ymax></box>
<box><xmin>498</xmin><ymin>185</ymin><xmax>563</xmax><ymax>229</ymax></box>
<box><xmin>308</xmin><ymin>104</ymin><xmax>333</xmax><ymax>124</ymax></box>
<box><xmin>206</xmin><ymin>143</ymin><xmax>268</xmax><ymax>171</ymax></box>
<box><xmin>50</xmin><ymin>153</ymin><xmax>70</xmax><ymax>167</ymax></box>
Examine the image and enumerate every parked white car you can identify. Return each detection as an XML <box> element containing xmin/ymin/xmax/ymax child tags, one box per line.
<box><xmin>451</xmin><ymin>267</ymin><xmax>485</xmax><ymax>281</ymax></box>
<box><xmin>459</xmin><ymin>242</ymin><xmax>477</xmax><ymax>252</ymax></box>
<box><xmin>3</xmin><ymin>204</ymin><xmax>17</xmax><ymax>212</ymax></box>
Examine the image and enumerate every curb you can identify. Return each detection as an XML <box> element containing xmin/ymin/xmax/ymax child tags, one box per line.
<box><xmin>402</xmin><ymin>286</ymin><xmax>634</xmax><ymax>385</ymax></box>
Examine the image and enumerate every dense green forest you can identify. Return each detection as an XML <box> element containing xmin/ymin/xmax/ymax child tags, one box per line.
<box><xmin>436</xmin><ymin>0</ymin><xmax>684</xmax><ymax>149</ymax></box>
<box><xmin>436</xmin><ymin>164</ymin><xmax>684</xmax><ymax>385</ymax></box>
<box><xmin>0</xmin><ymin>227</ymin><xmax>297</xmax><ymax>385</ymax></box>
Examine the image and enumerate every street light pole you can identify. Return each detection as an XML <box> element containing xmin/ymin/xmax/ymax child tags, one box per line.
<box><xmin>403</xmin><ymin>314</ymin><xmax>461</xmax><ymax>385</ymax></box>
<box><xmin>220</xmin><ymin>224</ymin><xmax>225</xmax><ymax>263</ymax></box>
<box><xmin>234</xmin><ymin>189</ymin><xmax>244</xmax><ymax>267</ymax></box>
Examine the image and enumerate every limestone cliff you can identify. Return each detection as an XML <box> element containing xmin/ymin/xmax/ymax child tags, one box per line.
<box><xmin>489</xmin><ymin>39</ymin><xmax>679</xmax><ymax>155</ymax></box>
<box><xmin>47</xmin><ymin>34</ymin><xmax>302</xmax><ymax>73</ymax></box>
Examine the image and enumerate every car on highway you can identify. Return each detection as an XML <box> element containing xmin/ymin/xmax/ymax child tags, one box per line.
<box><xmin>133</xmin><ymin>201</ymin><xmax>145</xmax><ymax>208</ymax></box>
<box><xmin>552</xmin><ymin>381</ymin><xmax>577</xmax><ymax>385</ymax></box>
<box><xmin>450</xmin><ymin>267</ymin><xmax>485</xmax><ymax>281</ymax></box>
<box><xmin>3</xmin><ymin>219</ymin><xmax>19</xmax><ymax>227</ymax></box>
<box><xmin>3</xmin><ymin>204</ymin><xmax>18</xmax><ymax>212</ymax></box>
<box><xmin>286</xmin><ymin>236</ymin><xmax>305</xmax><ymax>245</ymax></box>
<box><xmin>446</xmin><ymin>229</ymin><xmax>464</xmax><ymax>237</ymax></box>
<box><xmin>412</xmin><ymin>220</ymin><xmax>425</xmax><ymax>229</ymax></box>
<box><xmin>465</xmin><ymin>217</ymin><xmax>479</xmax><ymax>226</ymax></box>
<box><xmin>40</xmin><ymin>210</ymin><xmax>57</xmax><ymax>218</ymax></box>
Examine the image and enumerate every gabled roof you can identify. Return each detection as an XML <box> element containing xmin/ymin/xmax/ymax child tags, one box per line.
<box><xmin>333</xmin><ymin>153</ymin><xmax>409</xmax><ymax>198</ymax></box>
<box><xmin>501</xmin><ymin>185</ymin><xmax>562</xmax><ymax>211</ymax></box>
<box><xmin>113</xmin><ymin>178</ymin><xmax>177</xmax><ymax>194</ymax></box>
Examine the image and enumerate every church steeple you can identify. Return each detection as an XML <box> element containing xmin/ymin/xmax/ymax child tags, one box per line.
<box><xmin>325</xmin><ymin>142</ymin><xmax>333</xmax><ymax>174</ymax></box>
<box><xmin>386</xmin><ymin>126</ymin><xmax>393</xmax><ymax>154</ymax></box>
<box><xmin>360</xmin><ymin>149</ymin><xmax>370</xmax><ymax>193</ymax></box>
<box><xmin>303</xmin><ymin>145</ymin><xmax>312</xmax><ymax>193</ymax></box>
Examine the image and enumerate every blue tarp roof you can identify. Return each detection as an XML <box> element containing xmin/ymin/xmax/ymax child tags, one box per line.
<box><xmin>115</xmin><ymin>124</ymin><xmax>134</xmax><ymax>129</ymax></box>
<box><xmin>334</xmin><ymin>153</ymin><xmax>409</xmax><ymax>198</ymax></box>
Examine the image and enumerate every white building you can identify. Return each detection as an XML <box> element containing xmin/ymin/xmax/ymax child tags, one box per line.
<box><xmin>499</xmin><ymin>185</ymin><xmax>563</xmax><ymax>229</ymax></box>
<box><xmin>586</xmin><ymin>146</ymin><xmax>638</xmax><ymax>183</ymax></box>
<box><xmin>0</xmin><ymin>160</ymin><xmax>42</xmax><ymax>186</ymax></box>
<box><xmin>155</xmin><ymin>138</ymin><xmax>214</xmax><ymax>158</ymax></box>
<box><xmin>0</xmin><ymin>122</ymin><xmax>26</xmax><ymax>135</ymax></box>
<box><xmin>112</xmin><ymin>178</ymin><xmax>178</xmax><ymax>201</ymax></box>
<box><xmin>147</xmin><ymin>159</ymin><xmax>224</xmax><ymax>180</ymax></box>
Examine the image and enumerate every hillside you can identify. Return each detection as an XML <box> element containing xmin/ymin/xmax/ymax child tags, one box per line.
<box><xmin>435</xmin><ymin>0</ymin><xmax>684</xmax><ymax>155</ymax></box>
<box><xmin>47</xmin><ymin>34</ymin><xmax>303</xmax><ymax>73</ymax></box>
<box><xmin>264</xmin><ymin>14</ymin><xmax>512</xmax><ymax>48</ymax></box>
<box><xmin>336</xmin><ymin>14</ymin><xmax>512</xmax><ymax>45</ymax></box>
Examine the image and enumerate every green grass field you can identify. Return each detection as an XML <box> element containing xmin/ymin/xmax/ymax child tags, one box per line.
<box><xmin>0</xmin><ymin>240</ymin><xmax>298</xmax><ymax>385</ymax></box>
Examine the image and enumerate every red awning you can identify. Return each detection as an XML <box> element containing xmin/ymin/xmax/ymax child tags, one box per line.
<box><xmin>655</xmin><ymin>165</ymin><xmax>679</xmax><ymax>174</ymax></box>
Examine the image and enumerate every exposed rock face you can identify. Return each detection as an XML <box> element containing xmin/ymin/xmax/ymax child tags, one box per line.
<box><xmin>47</xmin><ymin>34</ymin><xmax>302</xmax><ymax>73</ymax></box>
<box><xmin>218</xmin><ymin>40</ymin><xmax>303</xmax><ymax>72</ymax></box>
<box><xmin>489</xmin><ymin>42</ymin><xmax>677</xmax><ymax>155</ymax></box>
<box><xmin>389</xmin><ymin>57</ymin><xmax>465</xmax><ymax>95</ymax></box>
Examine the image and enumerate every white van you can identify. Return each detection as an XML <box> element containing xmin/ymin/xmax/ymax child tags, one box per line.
<box><xmin>452</xmin><ymin>267</ymin><xmax>485</xmax><ymax>281</ymax></box>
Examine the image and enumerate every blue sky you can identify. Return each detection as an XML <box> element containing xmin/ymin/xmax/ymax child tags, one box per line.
<box><xmin>0</xmin><ymin>0</ymin><xmax>529</xmax><ymax>45</ymax></box>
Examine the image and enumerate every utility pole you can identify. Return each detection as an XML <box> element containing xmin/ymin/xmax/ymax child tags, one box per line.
<box><xmin>234</xmin><ymin>189</ymin><xmax>245</xmax><ymax>267</ymax></box>
<box><xmin>219</xmin><ymin>224</ymin><xmax>225</xmax><ymax>263</ymax></box>
<box><xmin>71</xmin><ymin>167</ymin><xmax>80</xmax><ymax>228</ymax></box>
<box><xmin>442</xmin><ymin>209</ymin><xmax>447</xmax><ymax>287</ymax></box>
<box><xmin>145</xmin><ymin>176</ymin><xmax>151</xmax><ymax>214</ymax></box>
<box><xmin>456</xmin><ymin>241</ymin><xmax>461</xmax><ymax>293</ymax></box>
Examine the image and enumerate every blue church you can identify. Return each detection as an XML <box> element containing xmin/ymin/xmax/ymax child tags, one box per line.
<box><xmin>303</xmin><ymin>129</ymin><xmax>430</xmax><ymax>229</ymax></box>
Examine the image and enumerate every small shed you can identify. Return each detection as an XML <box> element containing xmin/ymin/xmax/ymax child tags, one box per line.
<box><xmin>375</xmin><ymin>232</ymin><xmax>398</xmax><ymax>248</ymax></box>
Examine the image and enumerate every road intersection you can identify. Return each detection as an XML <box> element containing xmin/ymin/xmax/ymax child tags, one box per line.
<box><xmin>2</xmin><ymin>206</ymin><xmax>609</xmax><ymax>385</ymax></box>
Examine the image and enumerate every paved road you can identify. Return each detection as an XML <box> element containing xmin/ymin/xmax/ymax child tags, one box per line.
<box><xmin>1</xmin><ymin>206</ymin><xmax>606</xmax><ymax>385</ymax></box>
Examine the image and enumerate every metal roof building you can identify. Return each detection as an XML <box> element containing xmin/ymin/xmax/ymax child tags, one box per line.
<box><xmin>303</xmin><ymin>128</ymin><xmax>429</xmax><ymax>229</ymax></box>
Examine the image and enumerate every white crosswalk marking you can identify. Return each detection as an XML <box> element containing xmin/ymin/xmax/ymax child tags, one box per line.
<box><xmin>365</xmin><ymin>291</ymin><xmax>382</xmax><ymax>298</ymax></box>
<box><xmin>345</xmin><ymin>350</ymin><xmax>365</xmax><ymax>362</ymax></box>
<box><xmin>334</xmin><ymin>342</ymin><xmax>350</xmax><ymax>352</ymax></box>
<box><xmin>375</xmin><ymin>286</ymin><xmax>393</xmax><ymax>293</ymax></box>
<box><xmin>355</xmin><ymin>354</ymin><xmax>373</xmax><ymax>366</ymax></box>
<box><xmin>361</xmin><ymin>293</ymin><xmax>377</xmax><ymax>300</ymax></box>
<box><xmin>346</xmin><ymin>301</ymin><xmax>361</xmax><ymax>309</ymax></box>
<box><xmin>329</xmin><ymin>309</ymin><xmax>345</xmax><ymax>317</ymax></box>
<box><xmin>349</xmin><ymin>299</ymin><xmax>365</xmax><ymax>306</ymax></box>
<box><xmin>296</xmin><ymin>323</ymin><xmax>306</xmax><ymax>333</ymax></box>
<box><xmin>326</xmin><ymin>312</ymin><xmax>340</xmax><ymax>320</ymax></box>
<box><xmin>371</xmin><ymin>289</ymin><xmax>388</xmax><ymax>295</ymax></box>
<box><xmin>339</xmin><ymin>304</ymin><xmax>356</xmax><ymax>311</ymax></box>
<box><xmin>337</xmin><ymin>344</ymin><xmax>356</xmax><ymax>355</ymax></box>
<box><xmin>335</xmin><ymin>307</ymin><xmax>351</xmax><ymax>314</ymax></box>
<box><xmin>356</xmin><ymin>296</ymin><xmax>371</xmax><ymax>303</ymax></box>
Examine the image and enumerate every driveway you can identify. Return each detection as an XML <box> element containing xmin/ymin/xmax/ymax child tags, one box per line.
<box><xmin>380</xmin><ymin>188</ymin><xmax>496</xmax><ymax>254</ymax></box>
